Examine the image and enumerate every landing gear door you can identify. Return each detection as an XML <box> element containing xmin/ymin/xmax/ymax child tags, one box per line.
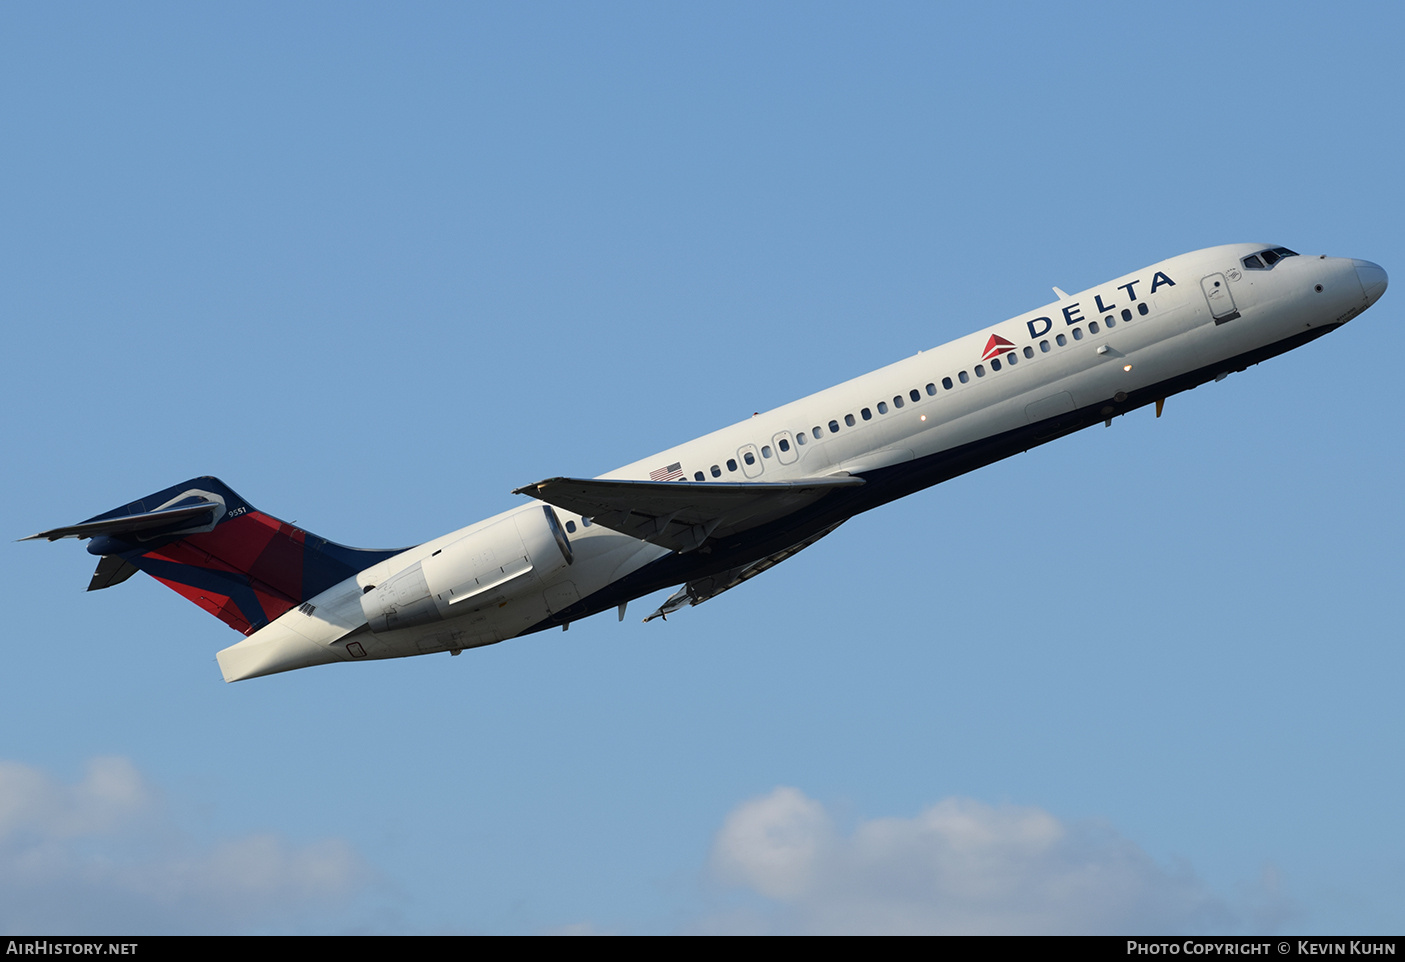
<box><xmin>1201</xmin><ymin>273</ymin><xmax>1241</xmax><ymax>324</ymax></box>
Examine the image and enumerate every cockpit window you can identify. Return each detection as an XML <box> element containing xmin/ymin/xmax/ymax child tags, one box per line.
<box><xmin>1242</xmin><ymin>247</ymin><xmax>1299</xmax><ymax>271</ymax></box>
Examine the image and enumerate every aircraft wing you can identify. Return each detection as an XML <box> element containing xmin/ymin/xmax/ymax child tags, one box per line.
<box><xmin>512</xmin><ymin>475</ymin><xmax>863</xmax><ymax>553</ymax></box>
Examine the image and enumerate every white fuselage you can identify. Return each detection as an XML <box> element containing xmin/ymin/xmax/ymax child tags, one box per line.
<box><xmin>215</xmin><ymin>244</ymin><xmax>1386</xmax><ymax>682</ymax></box>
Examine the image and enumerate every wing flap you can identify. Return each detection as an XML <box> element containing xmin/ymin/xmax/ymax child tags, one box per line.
<box><xmin>512</xmin><ymin>476</ymin><xmax>862</xmax><ymax>553</ymax></box>
<box><xmin>643</xmin><ymin>520</ymin><xmax>846</xmax><ymax>622</ymax></box>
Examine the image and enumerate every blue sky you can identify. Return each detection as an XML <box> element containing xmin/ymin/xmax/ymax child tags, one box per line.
<box><xmin>3</xmin><ymin>2</ymin><xmax>1401</xmax><ymax>934</ymax></box>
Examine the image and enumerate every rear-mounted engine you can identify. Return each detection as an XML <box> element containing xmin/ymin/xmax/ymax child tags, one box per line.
<box><xmin>360</xmin><ymin>505</ymin><xmax>572</xmax><ymax>634</ymax></box>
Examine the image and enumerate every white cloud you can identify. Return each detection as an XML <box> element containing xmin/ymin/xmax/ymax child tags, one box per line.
<box><xmin>0</xmin><ymin>756</ymin><xmax>371</xmax><ymax>934</ymax></box>
<box><xmin>702</xmin><ymin>788</ymin><xmax>1277</xmax><ymax>935</ymax></box>
<box><xmin>0</xmin><ymin>756</ymin><xmax>150</xmax><ymax>841</ymax></box>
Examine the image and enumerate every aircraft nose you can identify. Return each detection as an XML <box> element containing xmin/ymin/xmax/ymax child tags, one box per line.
<box><xmin>1353</xmin><ymin>259</ymin><xmax>1388</xmax><ymax>306</ymax></box>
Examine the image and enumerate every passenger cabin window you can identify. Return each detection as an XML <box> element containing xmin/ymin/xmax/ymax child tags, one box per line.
<box><xmin>694</xmin><ymin>471</ymin><xmax>705</xmax><ymax>481</ymax></box>
<box><xmin>861</xmin><ymin>408</ymin><xmax>872</xmax><ymax>420</ymax></box>
<box><xmin>878</xmin><ymin>401</ymin><xmax>888</xmax><ymax>414</ymax></box>
<box><xmin>926</xmin><ymin>383</ymin><xmax>936</xmax><ymax>395</ymax></box>
<box><xmin>958</xmin><ymin>371</ymin><xmax>969</xmax><ymax>383</ymax></box>
<box><xmin>845</xmin><ymin>414</ymin><xmax>855</xmax><ymax>427</ymax></box>
<box><xmin>829</xmin><ymin>420</ymin><xmax>840</xmax><ymax>433</ymax></box>
<box><xmin>942</xmin><ymin>377</ymin><xmax>953</xmax><ymax>389</ymax></box>
<box><xmin>909</xmin><ymin>389</ymin><xmax>920</xmax><ymax>402</ymax></box>
<box><xmin>727</xmin><ymin>459</ymin><xmax>738</xmax><ymax>472</ymax></box>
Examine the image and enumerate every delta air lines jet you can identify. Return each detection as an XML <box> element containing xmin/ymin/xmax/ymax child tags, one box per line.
<box><xmin>26</xmin><ymin>244</ymin><xmax>1388</xmax><ymax>682</ymax></box>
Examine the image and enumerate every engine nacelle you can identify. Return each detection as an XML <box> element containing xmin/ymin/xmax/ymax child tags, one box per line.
<box><xmin>361</xmin><ymin>505</ymin><xmax>572</xmax><ymax>634</ymax></box>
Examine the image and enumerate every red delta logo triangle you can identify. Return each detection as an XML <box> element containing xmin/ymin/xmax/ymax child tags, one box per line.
<box><xmin>981</xmin><ymin>334</ymin><xmax>1015</xmax><ymax>361</ymax></box>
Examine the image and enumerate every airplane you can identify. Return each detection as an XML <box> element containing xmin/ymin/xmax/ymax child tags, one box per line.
<box><xmin>25</xmin><ymin>244</ymin><xmax>1388</xmax><ymax>682</ymax></box>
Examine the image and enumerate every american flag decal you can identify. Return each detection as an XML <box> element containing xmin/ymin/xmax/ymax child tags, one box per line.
<box><xmin>649</xmin><ymin>462</ymin><xmax>684</xmax><ymax>481</ymax></box>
